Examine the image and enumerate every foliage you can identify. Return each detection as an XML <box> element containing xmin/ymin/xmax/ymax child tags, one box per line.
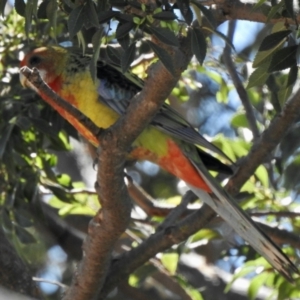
<box><xmin>1</xmin><ymin>0</ymin><xmax>300</xmax><ymax>299</ymax></box>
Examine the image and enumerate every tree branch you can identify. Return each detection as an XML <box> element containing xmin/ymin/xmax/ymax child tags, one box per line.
<box><xmin>98</xmin><ymin>86</ymin><xmax>300</xmax><ymax>298</ymax></box>
<box><xmin>201</xmin><ymin>0</ymin><xmax>299</xmax><ymax>25</ymax></box>
<box><xmin>223</xmin><ymin>20</ymin><xmax>260</xmax><ymax>139</ymax></box>
<box><xmin>20</xmin><ymin>35</ymin><xmax>192</xmax><ymax>300</ymax></box>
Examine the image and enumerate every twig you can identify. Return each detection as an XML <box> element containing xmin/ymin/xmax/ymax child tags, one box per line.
<box><xmin>223</xmin><ymin>20</ymin><xmax>260</xmax><ymax>139</ymax></box>
<box><xmin>258</xmin><ymin>223</ymin><xmax>300</xmax><ymax>249</ymax></box>
<box><xmin>126</xmin><ymin>175</ymin><xmax>174</xmax><ymax>217</ymax></box>
<box><xmin>32</xmin><ymin>277</ymin><xmax>68</xmax><ymax>289</ymax></box>
<box><xmin>156</xmin><ymin>190</ymin><xmax>196</xmax><ymax>231</ymax></box>
<box><xmin>251</xmin><ymin>211</ymin><xmax>300</xmax><ymax>218</ymax></box>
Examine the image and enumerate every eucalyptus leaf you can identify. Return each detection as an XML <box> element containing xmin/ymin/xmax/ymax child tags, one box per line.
<box><xmin>149</xmin><ymin>26</ymin><xmax>179</xmax><ymax>47</ymax></box>
<box><xmin>176</xmin><ymin>0</ymin><xmax>193</xmax><ymax>24</ymax></box>
<box><xmin>15</xmin><ymin>225</ymin><xmax>36</xmax><ymax>244</ymax></box>
<box><xmin>147</xmin><ymin>40</ymin><xmax>175</xmax><ymax>74</ymax></box>
<box><xmin>247</xmin><ymin>67</ymin><xmax>269</xmax><ymax>89</ymax></box>
<box><xmin>68</xmin><ymin>5</ymin><xmax>85</xmax><ymax>37</ymax></box>
<box><xmin>153</xmin><ymin>11</ymin><xmax>177</xmax><ymax>20</ymax></box>
<box><xmin>116</xmin><ymin>21</ymin><xmax>135</xmax><ymax>39</ymax></box>
<box><xmin>268</xmin><ymin>45</ymin><xmax>298</xmax><ymax>72</ymax></box>
<box><xmin>15</xmin><ymin>0</ymin><xmax>26</xmax><ymax>16</ymax></box>
<box><xmin>191</xmin><ymin>1</ymin><xmax>216</xmax><ymax>28</ymax></box>
<box><xmin>284</xmin><ymin>0</ymin><xmax>294</xmax><ymax>18</ymax></box>
<box><xmin>98</xmin><ymin>10</ymin><xmax>119</xmax><ymax>23</ymax></box>
<box><xmin>121</xmin><ymin>42</ymin><xmax>136</xmax><ymax>73</ymax></box>
<box><xmin>258</xmin><ymin>30</ymin><xmax>291</xmax><ymax>51</ymax></box>
<box><xmin>191</xmin><ymin>27</ymin><xmax>207</xmax><ymax>64</ymax></box>
<box><xmin>0</xmin><ymin>0</ymin><xmax>6</xmax><ymax>15</ymax></box>
<box><xmin>84</xmin><ymin>0</ymin><xmax>100</xmax><ymax>28</ymax></box>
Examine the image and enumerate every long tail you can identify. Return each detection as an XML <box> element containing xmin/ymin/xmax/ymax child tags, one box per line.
<box><xmin>188</xmin><ymin>158</ymin><xmax>298</xmax><ymax>281</ymax></box>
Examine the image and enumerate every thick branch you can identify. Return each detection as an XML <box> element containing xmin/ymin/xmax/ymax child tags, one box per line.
<box><xmin>201</xmin><ymin>0</ymin><xmax>300</xmax><ymax>25</ymax></box>
<box><xmin>21</xmin><ymin>36</ymin><xmax>192</xmax><ymax>300</ymax></box>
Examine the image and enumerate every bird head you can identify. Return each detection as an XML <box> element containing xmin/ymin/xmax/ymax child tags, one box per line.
<box><xmin>20</xmin><ymin>46</ymin><xmax>67</xmax><ymax>89</ymax></box>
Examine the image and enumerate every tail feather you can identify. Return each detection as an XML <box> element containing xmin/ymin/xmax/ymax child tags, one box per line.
<box><xmin>188</xmin><ymin>159</ymin><xmax>298</xmax><ymax>281</ymax></box>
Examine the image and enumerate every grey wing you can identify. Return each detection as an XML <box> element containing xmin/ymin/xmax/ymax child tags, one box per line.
<box><xmin>97</xmin><ymin>60</ymin><xmax>232</xmax><ymax>162</ymax></box>
<box><xmin>152</xmin><ymin>105</ymin><xmax>233</xmax><ymax>162</ymax></box>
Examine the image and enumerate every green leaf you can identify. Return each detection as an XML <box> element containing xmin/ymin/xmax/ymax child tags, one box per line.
<box><xmin>98</xmin><ymin>10</ymin><xmax>119</xmax><ymax>23</ymax></box>
<box><xmin>25</xmin><ymin>0</ymin><xmax>38</xmax><ymax>37</ymax></box>
<box><xmin>84</xmin><ymin>0</ymin><xmax>100</xmax><ymax>28</ymax></box>
<box><xmin>30</xmin><ymin>117</ymin><xmax>57</xmax><ymax>136</ymax></box>
<box><xmin>109</xmin><ymin>0</ymin><xmax>127</xmax><ymax>6</ymax></box>
<box><xmin>15</xmin><ymin>225</ymin><xmax>36</xmax><ymax>244</ymax></box>
<box><xmin>0</xmin><ymin>125</ymin><xmax>13</xmax><ymax>159</ymax></box>
<box><xmin>191</xmin><ymin>27</ymin><xmax>207</xmax><ymax>64</ymax></box>
<box><xmin>190</xmin><ymin>229</ymin><xmax>219</xmax><ymax>243</ymax></box>
<box><xmin>248</xmin><ymin>272</ymin><xmax>269</xmax><ymax>300</ymax></box>
<box><xmin>231</xmin><ymin>112</ymin><xmax>249</xmax><ymax>128</ymax></box>
<box><xmin>105</xmin><ymin>45</ymin><xmax>121</xmax><ymax>64</ymax></box>
<box><xmin>176</xmin><ymin>0</ymin><xmax>193</xmax><ymax>24</ymax></box>
<box><xmin>116</xmin><ymin>12</ymin><xmax>134</xmax><ymax>23</ymax></box>
<box><xmin>0</xmin><ymin>0</ymin><xmax>7</xmax><ymax>15</ymax></box>
<box><xmin>56</xmin><ymin>174</ymin><xmax>73</xmax><ymax>189</ymax></box>
<box><xmin>37</xmin><ymin>0</ymin><xmax>49</xmax><ymax>18</ymax></box>
<box><xmin>2</xmin><ymin>210</ymin><xmax>13</xmax><ymax>233</ymax></box>
<box><xmin>68</xmin><ymin>5</ymin><xmax>85</xmax><ymax>37</ymax></box>
<box><xmin>190</xmin><ymin>1</ymin><xmax>216</xmax><ymax>28</ymax></box>
<box><xmin>267</xmin><ymin>1</ymin><xmax>284</xmax><ymax>22</ymax></box>
<box><xmin>61</xmin><ymin>204</ymin><xmax>96</xmax><ymax>216</ymax></box>
<box><xmin>147</xmin><ymin>40</ymin><xmax>175</xmax><ymax>74</ymax></box>
<box><xmin>287</xmin><ymin>65</ymin><xmax>298</xmax><ymax>87</ymax></box>
<box><xmin>284</xmin><ymin>155</ymin><xmax>300</xmax><ymax>189</ymax></box>
<box><xmin>255</xmin><ymin>165</ymin><xmax>268</xmax><ymax>188</ymax></box>
<box><xmin>253</xmin><ymin>40</ymin><xmax>285</xmax><ymax>68</ymax></box>
<box><xmin>247</xmin><ymin>67</ymin><xmax>269</xmax><ymax>89</ymax></box>
<box><xmin>278</xmin><ymin>85</ymin><xmax>293</xmax><ymax>106</ymax></box>
<box><xmin>118</xmin><ymin>34</ymin><xmax>130</xmax><ymax>50</ymax></box>
<box><xmin>46</xmin><ymin>0</ymin><xmax>58</xmax><ymax>37</ymax></box>
<box><xmin>258</xmin><ymin>30</ymin><xmax>291</xmax><ymax>51</ymax></box>
<box><xmin>121</xmin><ymin>42</ymin><xmax>136</xmax><ymax>73</ymax></box>
<box><xmin>14</xmin><ymin>209</ymin><xmax>33</xmax><ymax>228</ymax></box>
<box><xmin>280</xmin><ymin>124</ymin><xmax>300</xmax><ymax>162</ymax></box>
<box><xmin>153</xmin><ymin>11</ymin><xmax>177</xmax><ymax>20</ymax></box>
<box><xmin>161</xmin><ymin>253</ymin><xmax>178</xmax><ymax>275</ymax></box>
<box><xmin>15</xmin><ymin>0</ymin><xmax>26</xmax><ymax>16</ymax></box>
<box><xmin>268</xmin><ymin>45</ymin><xmax>298</xmax><ymax>72</ymax></box>
<box><xmin>253</xmin><ymin>0</ymin><xmax>268</xmax><ymax>10</ymax></box>
<box><xmin>116</xmin><ymin>21</ymin><xmax>135</xmax><ymax>39</ymax></box>
<box><xmin>48</xmin><ymin>196</ymin><xmax>68</xmax><ymax>209</ymax></box>
<box><xmin>284</xmin><ymin>0</ymin><xmax>294</xmax><ymax>18</ymax></box>
<box><xmin>90</xmin><ymin>28</ymin><xmax>105</xmax><ymax>80</ymax></box>
<box><xmin>148</xmin><ymin>26</ymin><xmax>179</xmax><ymax>47</ymax></box>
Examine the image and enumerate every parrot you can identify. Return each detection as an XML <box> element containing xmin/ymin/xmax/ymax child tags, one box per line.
<box><xmin>20</xmin><ymin>46</ymin><xmax>298</xmax><ymax>280</ymax></box>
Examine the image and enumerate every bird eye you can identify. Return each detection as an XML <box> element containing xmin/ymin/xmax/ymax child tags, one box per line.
<box><xmin>28</xmin><ymin>55</ymin><xmax>42</xmax><ymax>66</ymax></box>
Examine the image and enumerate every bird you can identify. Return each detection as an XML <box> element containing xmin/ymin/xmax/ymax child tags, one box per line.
<box><xmin>20</xmin><ymin>46</ymin><xmax>298</xmax><ymax>280</ymax></box>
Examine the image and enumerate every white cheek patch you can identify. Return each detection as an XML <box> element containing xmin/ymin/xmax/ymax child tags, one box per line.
<box><xmin>38</xmin><ymin>69</ymin><xmax>47</xmax><ymax>81</ymax></box>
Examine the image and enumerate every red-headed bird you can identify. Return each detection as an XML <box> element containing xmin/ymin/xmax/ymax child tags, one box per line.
<box><xmin>20</xmin><ymin>46</ymin><xmax>298</xmax><ymax>280</ymax></box>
